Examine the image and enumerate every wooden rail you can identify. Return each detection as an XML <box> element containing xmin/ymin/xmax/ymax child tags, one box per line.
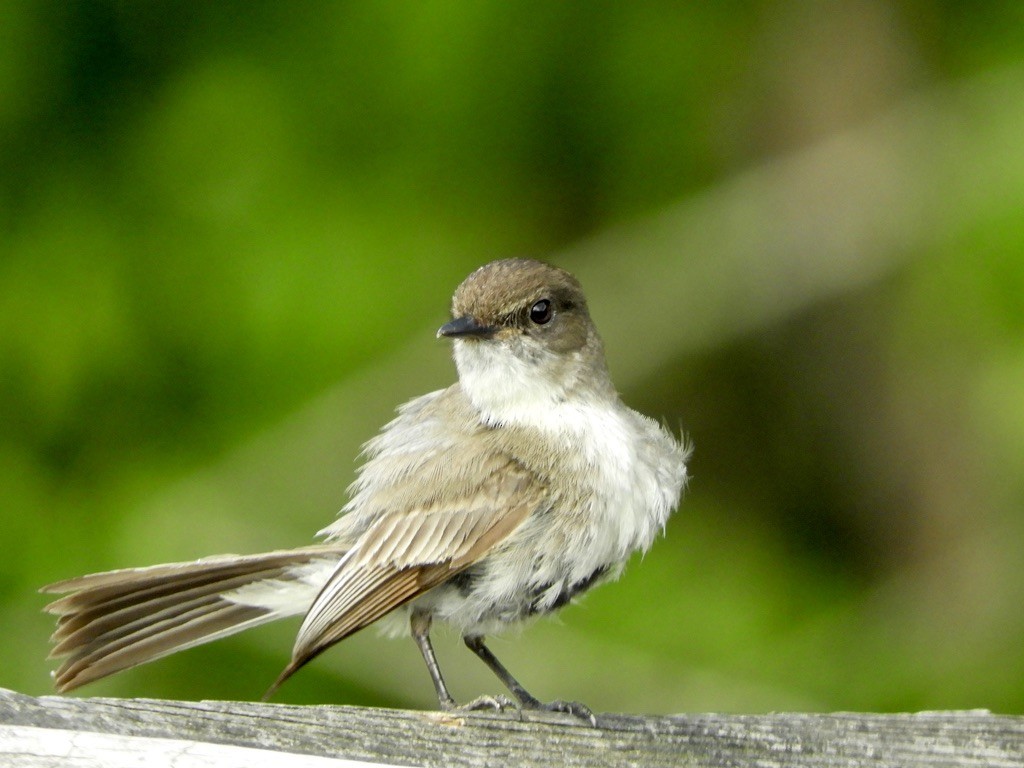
<box><xmin>2</xmin><ymin>688</ymin><xmax>1022</xmax><ymax>767</ymax></box>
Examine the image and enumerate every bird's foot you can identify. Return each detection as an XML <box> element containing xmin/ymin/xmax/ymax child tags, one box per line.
<box><xmin>526</xmin><ymin>698</ymin><xmax>597</xmax><ymax>726</ymax></box>
<box><xmin>440</xmin><ymin>692</ymin><xmax>595</xmax><ymax>725</ymax></box>
<box><xmin>450</xmin><ymin>694</ymin><xmax>518</xmax><ymax>713</ymax></box>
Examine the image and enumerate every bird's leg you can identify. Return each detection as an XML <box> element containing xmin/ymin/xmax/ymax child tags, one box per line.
<box><xmin>410</xmin><ymin>610</ymin><xmax>457</xmax><ymax>710</ymax></box>
<box><xmin>410</xmin><ymin>611</ymin><xmax>513</xmax><ymax>712</ymax></box>
<box><xmin>462</xmin><ymin>635</ymin><xmax>540</xmax><ymax>706</ymax></box>
<box><xmin>463</xmin><ymin>635</ymin><xmax>597</xmax><ymax>725</ymax></box>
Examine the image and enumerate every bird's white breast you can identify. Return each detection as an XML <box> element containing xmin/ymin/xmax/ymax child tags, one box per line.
<box><xmin>453</xmin><ymin>337</ymin><xmax>687</xmax><ymax>565</ymax></box>
<box><xmin>551</xmin><ymin>399</ymin><xmax>685</xmax><ymax>568</ymax></box>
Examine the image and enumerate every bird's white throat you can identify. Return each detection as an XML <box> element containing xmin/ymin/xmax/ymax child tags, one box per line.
<box><xmin>452</xmin><ymin>337</ymin><xmax>604</xmax><ymax>429</ymax></box>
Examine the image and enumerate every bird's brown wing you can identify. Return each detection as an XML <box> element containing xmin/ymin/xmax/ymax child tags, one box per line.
<box><xmin>269</xmin><ymin>455</ymin><xmax>545</xmax><ymax>691</ymax></box>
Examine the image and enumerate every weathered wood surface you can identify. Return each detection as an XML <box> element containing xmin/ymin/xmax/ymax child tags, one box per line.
<box><xmin>1</xmin><ymin>688</ymin><xmax>1022</xmax><ymax>768</ymax></box>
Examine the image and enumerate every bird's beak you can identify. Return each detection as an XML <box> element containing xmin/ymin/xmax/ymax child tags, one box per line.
<box><xmin>437</xmin><ymin>315</ymin><xmax>495</xmax><ymax>339</ymax></box>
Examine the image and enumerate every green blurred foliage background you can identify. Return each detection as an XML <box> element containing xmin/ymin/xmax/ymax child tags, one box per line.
<box><xmin>3</xmin><ymin>0</ymin><xmax>1024</xmax><ymax>714</ymax></box>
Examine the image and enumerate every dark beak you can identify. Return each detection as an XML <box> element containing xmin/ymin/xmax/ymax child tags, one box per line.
<box><xmin>437</xmin><ymin>315</ymin><xmax>495</xmax><ymax>339</ymax></box>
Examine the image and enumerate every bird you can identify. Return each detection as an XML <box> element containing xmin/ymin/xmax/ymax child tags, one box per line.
<box><xmin>42</xmin><ymin>258</ymin><xmax>690</xmax><ymax>721</ymax></box>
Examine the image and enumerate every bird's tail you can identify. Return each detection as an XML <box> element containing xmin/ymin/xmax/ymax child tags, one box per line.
<box><xmin>41</xmin><ymin>545</ymin><xmax>346</xmax><ymax>692</ymax></box>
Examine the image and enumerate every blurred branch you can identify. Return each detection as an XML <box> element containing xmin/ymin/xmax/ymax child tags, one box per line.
<box><xmin>579</xmin><ymin>66</ymin><xmax>1024</xmax><ymax>381</ymax></box>
<box><xmin>2</xmin><ymin>688</ymin><xmax>1021</xmax><ymax>768</ymax></box>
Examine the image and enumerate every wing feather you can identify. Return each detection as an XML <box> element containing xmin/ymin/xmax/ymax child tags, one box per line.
<box><xmin>292</xmin><ymin>472</ymin><xmax>540</xmax><ymax>661</ymax></box>
<box><xmin>265</xmin><ymin>386</ymin><xmax>550</xmax><ymax>693</ymax></box>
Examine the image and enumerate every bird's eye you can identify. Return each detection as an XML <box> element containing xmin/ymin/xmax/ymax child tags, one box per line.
<box><xmin>529</xmin><ymin>299</ymin><xmax>553</xmax><ymax>325</ymax></box>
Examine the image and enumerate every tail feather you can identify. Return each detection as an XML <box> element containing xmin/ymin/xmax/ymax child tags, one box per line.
<box><xmin>51</xmin><ymin>571</ymin><xmax>283</xmax><ymax>649</ymax></box>
<box><xmin>42</xmin><ymin>545</ymin><xmax>346</xmax><ymax>692</ymax></box>
<box><xmin>54</xmin><ymin>602</ymin><xmax>270</xmax><ymax>691</ymax></box>
<box><xmin>50</xmin><ymin>579</ymin><xmax>262</xmax><ymax>657</ymax></box>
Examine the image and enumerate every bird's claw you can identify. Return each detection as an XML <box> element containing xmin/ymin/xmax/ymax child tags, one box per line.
<box><xmin>529</xmin><ymin>699</ymin><xmax>597</xmax><ymax>726</ymax></box>
<box><xmin>457</xmin><ymin>694</ymin><xmax>518</xmax><ymax>713</ymax></box>
<box><xmin>443</xmin><ymin>694</ymin><xmax>596</xmax><ymax>725</ymax></box>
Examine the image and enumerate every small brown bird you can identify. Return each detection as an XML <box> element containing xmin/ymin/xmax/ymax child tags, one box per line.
<box><xmin>42</xmin><ymin>258</ymin><xmax>689</xmax><ymax>719</ymax></box>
